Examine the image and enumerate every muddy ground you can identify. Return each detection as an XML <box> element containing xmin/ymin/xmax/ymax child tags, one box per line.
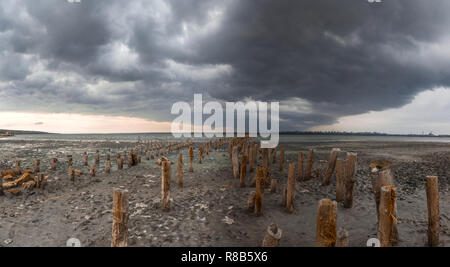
<box><xmin>0</xmin><ymin>139</ymin><xmax>449</xmax><ymax>247</ymax></box>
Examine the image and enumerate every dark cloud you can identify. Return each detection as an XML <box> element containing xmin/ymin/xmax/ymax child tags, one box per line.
<box><xmin>1</xmin><ymin>0</ymin><xmax>450</xmax><ymax>130</ymax></box>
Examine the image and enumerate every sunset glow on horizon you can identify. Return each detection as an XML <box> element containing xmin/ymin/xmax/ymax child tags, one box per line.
<box><xmin>0</xmin><ymin>112</ymin><xmax>173</xmax><ymax>134</ymax></box>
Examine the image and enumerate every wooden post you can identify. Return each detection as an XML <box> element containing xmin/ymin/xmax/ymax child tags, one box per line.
<box><xmin>336</xmin><ymin>159</ymin><xmax>345</xmax><ymax>202</ymax></box>
<box><xmin>344</xmin><ymin>152</ymin><xmax>357</xmax><ymax>209</ymax></box>
<box><xmin>14</xmin><ymin>160</ymin><xmax>21</xmax><ymax>173</ymax></box>
<box><xmin>297</xmin><ymin>152</ymin><xmax>303</xmax><ymax>182</ymax></box>
<box><xmin>322</xmin><ymin>148</ymin><xmax>340</xmax><ymax>186</ymax></box>
<box><xmin>95</xmin><ymin>154</ymin><xmax>100</xmax><ymax>165</ymax></box>
<box><xmin>270</xmin><ymin>146</ymin><xmax>276</xmax><ymax>164</ymax></box>
<box><xmin>105</xmin><ymin>160</ymin><xmax>111</xmax><ymax>174</ymax></box>
<box><xmin>270</xmin><ymin>179</ymin><xmax>277</xmax><ymax>193</ymax></box>
<box><xmin>377</xmin><ymin>186</ymin><xmax>397</xmax><ymax>247</ymax></box>
<box><xmin>305</xmin><ymin>149</ymin><xmax>314</xmax><ymax>180</ymax></box>
<box><xmin>51</xmin><ymin>158</ymin><xmax>57</xmax><ymax>171</ymax></box>
<box><xmin>68</xmin><ymin>166</ymin><xmax>75</xmax><ymax>182</ymax></box>
<box><xmin>127</xmin><ymin>153</ymin><xmax>133</xmax><ymax>168</ymax></box>
<box><xmin>90</xmin><ymin>164</ymin><xmax>96</xmax><ymax>177</ymax></box>
<box><xmin>232</xmin><ymin>146</ymin><xmax>240</xmax><ymax>179</ymax></box>
<box><xmin>255</xmin><ymin>167</ymin><xmax>264</xmax><ymax>216</ymax></box>
<box><xmin>111</xmin><ymin>189</ymin><xmax>129</xmax><ymax>247</ymax></box>
<box><xmin>229</xmin><ymin>143</ymin><xmax>233</xmax><ymax>158</ymax></box>
<box><xmin>0</xmin><ymin>177</ymin><xmax>3</xmax><ymax>196</ymax></box>
<box><xmin>426</xmin><ymin>176</ymin><xmax>440</xmax><ymax>247</ymax></box>
<box><xmin>370</xmin><ymin>160</ymin><xmax>395</xmax><ymax>218</ymax></box>
<box><xmin>279</xmin><ymin>145</ymin><xmax>285</xmax><ymax>171</ymax></box>
<box><xmin>198</xmin><ymin>146</ymin><xmax>203</xmax><ymax>164</ymax></box>
<box><xmin>240</xmin><ymin>155</ymin><xmax>247</xmax><ymax>187</ymax></box>
<box><xmin>286</xmin><ymin>163</ymin><xmax>296</xmax><ymax>213</ymax></box>
<box><xmin>262</xmin><ymin>224</ymin><xmax>282</xmax><ymax>247</ymax></box>
<box><xmin>336</xmin><ymin>228</ymin><xmax>349</xmax><ymax>247</ymax></box>
<box><xmin>316</xmin><ymin>199</ymin><xmax>337</xmax><ymax>247</ymax></box>
<box><xmin>246</xmin><ymin>192</ymin><xmax>255</xmax><ymax>211</ymax></box>
<box><xmin>177</xmin><ymin>153</ymin><xmax>183</xmax><ymax>188</ymax></box>
<box><xmin>34</xmin><ymin>159</ymin><xmax>40</xmax><ymax>173</ymax></box>
<box><xmin>161</xmin><ymin>161</ymin><xmax>171</xmax><ymax>211</ymax></box>
<box><xmin>249</xmin><ymin>144</ymin><xmax>254</xmax><ymax>172</ymax></box>
<box><xmin>369</xmin><ymin>160</ymin><xmax>398</xmax><ymax>243</ymax></box>
<box><xmin>117</xmin><ymin>158</ymin><xmax>123</xmax><ymax>170</ymax></box>
<box><xmin>189</xmin><ymin>146</ymin><xmax>194</xmax><ymax>172</ymax></box>
<box><xmin>83</xmin><ymin>155</ymin><xmax>88</xmax><ymax>166</ymax></box>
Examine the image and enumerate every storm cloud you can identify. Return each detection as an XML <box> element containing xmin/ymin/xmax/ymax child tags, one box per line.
<box><xmin>1</xmin><ymin>0</ymin><xmax>450</xmax><ymax>130</ymax></box>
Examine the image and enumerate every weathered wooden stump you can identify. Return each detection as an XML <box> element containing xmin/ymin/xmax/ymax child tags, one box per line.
<box><xmin>369</xmin><ymin>159</ymin><xmax>398</xmax><ymax>242</ymax></box>
<box><xmin>344</xmin><ymin>152</ymin><xmax>357</xmax><ymax>208</ymax></box>
<box><xmin>279</xmin><ymin>145</ymin><xmax>285</xmax><ymax>171</ymax></box>
<box><xmin>105</xmin><ymin>160</ymin><xmax>111</xmax><ymax>174</ymax></box>
<box><xmin>240</xmin><ymin>155</ymin><xmax>247</xmax><ymax>187</ymax></box>
<box><xmin>90</xmin><ymin>164</ymin><xmax>96</xmax><ymax>177</ymax></box>
<box><xmin>305</xmin><ymin>149</ymin><xmax>314</xmax><ymax>180</ymax></box>
<box><xmin>111</xmin><ymin>189</ymin><xmax>129</xmax><ymax>247</ymax></box>
<box><xmin>322</xmin><ymin>148</ymin><xmax>340</xmax><ymax>186</ymax></box>
<box><xmin>262</xmin><ymin>224</ymin><xmax>282</xmax><ymax>247</ymax></box>
<box><xmin>189</xmin><ymin>146</ymin><xmax>194</xmax><ymax>172</ymax></box>
<box><xmin>377</xmin><ymin>186</ymin><xmax>397</xmax><ymax>247</ymax></box>
<box><xmin>255</xmin><ymin>167</ymin><xmax>264</xmax><ymax>216</ymax></box>
<box><xmin>232</xmin><ymin>146</ymin><xmax>240</xmax><ymax>179</ymax></box>
<box><xmin>426</xmin><ymin>176</ymin><xmax>440</xmax><ymax>247</ymax></box>
<box><xmin>336</xmin><ymin>228</ymin><xmax>349</xmax><ymax>247</ymax></box>
<box><xmin>34</xmin><ymin>159</ymin><xmax>40</xmax><ymax>173</ymax></box>
<box><xmin>117</xmin><ymin>158</ymin><xmax>123</xmax><ymax>170</ymax></box>
<box><xmin>270</xmin><ymin>179</ymin><xmax>277</xmax><ymax>193</ymax></box>
<box><xmin>51</xmin><ymin>158</ymin><xmax>58</xmax><ymax>171</ymax></box>
<box><xmin>14</xmin><ymin>160</ymin><xmax>21</xmax><ymax>174</ymax></box>
<box><xmin>316</xmin><ymin>199</ymin><xmax>337</xmax><ymax>247</ymax></box>
<box><xmin>249</xmin><ymin>144</ymin><xmax>254</xmax><ymax>172</ymax></box>
<box><xmin>177</xmin><ymin>153</ymin><xmax>183</xmax><ymax>188</ymax></box>
<box><xmin>161</xmin><ymin>161</ymin><xmax>171</xmax><ymax>211</ymax></box>
<box><xmin>68</xmin><ymin>166</ymin><xmax>75</xmax><ymax>181</ymax></box>
<box><xmin>297</xmin><ymin>152</ymin><xmax>303</xmax><ymax>182</ymax></box>
<box><xmin>286</xmin><ymin>163</ymin><xmax>296</xmax><ymax>213</ymax></box>
<box><xmin>83</xmin><ymin>155</ymin><xmax>88</xmax><ymax>166</ymax></box>
<box><xmin>336</xmin><ymin>159</ymin><xmax>345</xmax><ymax>202</ymax></box>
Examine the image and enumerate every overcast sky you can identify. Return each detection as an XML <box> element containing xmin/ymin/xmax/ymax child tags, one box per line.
<box><xmin>1</xmin><ymin>0</ymin><xmax>450</xmax><ymax>134</ymax></box>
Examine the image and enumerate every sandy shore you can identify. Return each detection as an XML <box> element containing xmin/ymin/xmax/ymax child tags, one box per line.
<box><xmin>0</xmin><ymin>139</ymin><xmax>449</xmax><ymax>247</ymax></box>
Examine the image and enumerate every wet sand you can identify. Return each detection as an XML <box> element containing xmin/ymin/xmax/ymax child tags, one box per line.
<box><xmin>0</xmin><ymin>139</ymin><xmax>449</xmax><ymax>247</ymax></box>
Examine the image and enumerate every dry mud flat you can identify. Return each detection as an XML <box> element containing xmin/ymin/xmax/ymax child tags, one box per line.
<box><xmin>0</xmin><ymin>140</ymin><xmax>449</xmax><ymax>247</ymax></box>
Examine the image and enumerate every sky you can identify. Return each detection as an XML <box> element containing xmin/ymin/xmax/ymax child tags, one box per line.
<box><xmin>1</xmin><ymin>0</ymin><xmax>450</xmax><ymax>134</ymax></box>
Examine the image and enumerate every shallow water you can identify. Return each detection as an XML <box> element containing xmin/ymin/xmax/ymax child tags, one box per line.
<box><xmin>4</xmin><ymin>133</ymin><xmax>450</xmax><ymax>143</ymax></box>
